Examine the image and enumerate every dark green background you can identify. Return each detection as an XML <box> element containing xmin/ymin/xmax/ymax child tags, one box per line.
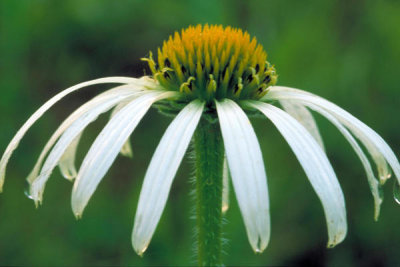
<box><xmin>1</xmin><ymin>0</ymin><xmax>399</xmax><ymax>266</ymax></box>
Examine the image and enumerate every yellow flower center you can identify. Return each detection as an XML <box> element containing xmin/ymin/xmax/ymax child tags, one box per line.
<box><xmin>143</xmin><ymin>24</ymin><xmax>277</xmax><ymax>102</ymax></box>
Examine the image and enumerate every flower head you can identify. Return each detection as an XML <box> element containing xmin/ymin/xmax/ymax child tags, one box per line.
<box><xmin>143</xmin><ymin>25</ymin><xmax>277</xmax><ymax>102</ymax></box>
<box><xmin>1</xmin><ymin>24</ymin><xmax>399</xmax><ymax>258</ymax></box>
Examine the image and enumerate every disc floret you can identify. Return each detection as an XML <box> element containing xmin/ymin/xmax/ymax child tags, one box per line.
<box><xmin>143</xmin><ymin>25</ymin><xmax>277</xmax><ymax>103</ymax></box>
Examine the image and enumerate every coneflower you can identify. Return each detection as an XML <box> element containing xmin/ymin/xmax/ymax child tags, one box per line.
<box><xmin>1</xmin><ymin>25</ymin><xmax>399</xmax><ymax>267</ymax></box>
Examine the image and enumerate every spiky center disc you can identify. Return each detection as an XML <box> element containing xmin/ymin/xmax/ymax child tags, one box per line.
<box><xmin>143</xmin><ymin>25</ymin><xmax>277</xmax><ymax>102</ymax></box>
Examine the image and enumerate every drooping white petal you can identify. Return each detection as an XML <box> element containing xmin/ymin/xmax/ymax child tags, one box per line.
<box><xmin>216</xmin><ymin>99</ymin><xmax>270</xmax><ymax>253</ymax></box>
<box><xmin>72</xmin><ymin>91</ymin><xmax>177</xmax><ymax>218</ymax></box>
<box><xmin>268</xmin><ymin>88</ymin><xmax>391</xmax><ymax>183</ymax></box>
<box><xmin>0</xmin><ymin>76</ymin><xmax>150</xmax><ymax>191</ymax></box>
<box><xmin>58</xmin><ymin>95</ymin><xmax>139</xmax><ymax>181</ymax></box>
<box><xmin>132</xmin><ymin>100</ymin><xmax>204</xmax><ymax>255</ymax></box>
<box><xmin>279</xmin><ymin>100</ymin><xmax>325</xmax><ymax>150</ymax></box>
<box><xmin>58</xmin><ymin>132</ymin><xmax>82</xmax><ymax>181</ymax></box>
<box><xmin>247</xmin><ymin>101</ymin><xmax>347</xmax><ymax>247</ymax></box>
<box><xmin>29</xmin><ymin>88</ymin><xmax>143</xmax><ymax>204</ymax></box>
<box><xmin>265</xmin><ymin>86</ymin><xmax>400</xmax><ymax>185</ymax></box>
<box><xmin>222</xmin><ymin>156</ymin><xmax>230</xmax><ymax>214</ymax></box>
<box><xmin>111</xmin><ymin>101</ymin><xmax>134</xmax><ymax>158</ymax></box>
<box><xmin>305</xmin><ymin>104</ymin><xmax>383</xmax><ymax>220</ymax></box>
<box><xmin>26</xmin><ymin>83</ymin><xmax>146</xmax><ymax>185</ymax></box>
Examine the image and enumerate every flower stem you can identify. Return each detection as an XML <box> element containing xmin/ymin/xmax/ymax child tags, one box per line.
<box><xmin>194</xmin><ymin>118</ymin><xmax>225</xmax><ymax>267</ymax></box>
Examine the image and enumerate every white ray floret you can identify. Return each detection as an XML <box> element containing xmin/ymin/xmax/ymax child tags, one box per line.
<box><xmin>58</xmin><ymin>132</ymin><xmax>82</xmax><ymax>180</ymax></box>
<box><xmin>279</xmin><ymin>100</ymin><xmax>325</xmax><ymax>150</ymax></box>
<box><xmin>30</xmin><ymin>88</ymin><xmax>145</xmax><ymax>204</ymax></box>
<box><xmin>246</xmin><ymin>101</ymin><xmax>347</xmax><ymax>247</ymax></box>
<box><xmin>26</xmin><ymin>84</ymin><xmax>146</xmax><ymax>185</ymax></box>
<box><xmin>110</xmin><ymin>100</ymin><xmax>135</xmax><ymax>158</ymax></box>
<box><xmin>0</xmin><ymin>77</ymin><xmax>141</xmax><ymax>191</ymax></box>
<box><xmin>58</xmin><ymin>95</ymin><xmax>137</xmax><ymax>181</ymax></box>
<box><xmin>132</xmin><ymin>100</ymin><xmax>204</xmax><ymax>255</ymax></box>
<box><xmin>305</xmin><ymin>104</ymin><xmax>383</xmax><ymax>220</ymax></box>
<box><xmin>71</xmin><ymin>91</ymin><xmax>177</xmax><ymax>217</ymax></box>
<box><xmin>216</xmin><ymin>99</ymin><xmax>270</xmax><ymax>253</ymax></box>
<box><xmin>265</xmin><ymin>87</ymin><xmax>400</xmax><ymax>185</ymax></box>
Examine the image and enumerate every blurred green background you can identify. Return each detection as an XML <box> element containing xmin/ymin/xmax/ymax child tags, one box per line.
<box><xmin>1</xmin><ymin>0</ymin><xmax>399</xmax><ymax>266</ymax></box>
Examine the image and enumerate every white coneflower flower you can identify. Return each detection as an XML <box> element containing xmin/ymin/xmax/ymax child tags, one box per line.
<box><xmin>1</xmin><ymin>24</ymin><xmax>399</xmax><ymax>265</ymax></box>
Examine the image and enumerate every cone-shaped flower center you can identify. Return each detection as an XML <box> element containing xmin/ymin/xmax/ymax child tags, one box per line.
<box><xmin>143</xmin><ymin>25</ymin><xmax>277</xmax><ymax>102</ymax></box>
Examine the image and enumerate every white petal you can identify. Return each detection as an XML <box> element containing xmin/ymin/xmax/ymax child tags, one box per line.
<box><xmin>132</xmin><ymin>100</ymin><xmax>204</xmax><ymax>255</ymax></box>
<box><xmin>26</xmin><ymin>83</ymin><xmax>147</xmax><ymax>185</ymax></box>
<box><xmin>111</xmin><ymin>101</ymin><xmax>134</xmax><ymax>158</ymax></box>
<box><xmin>266</xmin><ymin>86</ymin><xmax>400</xmax><ymax>185</ymax></box>
<box><xmin>30</xmin><ymin>88</ymin><xmax>144</xmax><ymax>203</ymax></box>
<box><xmin>247</xmin><ymin>101</ymin><xmax>347</xmax><ymax>247</ymax></box>
<box><xmin>216</xmin><ymin>99</ymin><xmax>270</xmax><ymax>253</ymax></box>
<box><xmin>279</xmin><ymin>100</ymin><xmax>325</xmax><ymax>150</ymax></box>
<box><xmin>58</xmin><ymin>132</ymin><xmax>82</xmax><ymax>181</ymax></box>
<box><xmin>305</xmin><ymin>104</ymin><xmax>383</xmax><ymax>220</ymax></box>
<box><xmin>222</xmin><ymin>156</ymin><xmax>230</xmax><ymax>214</ymax></box>
<box><xmin>0</xmin><ymin>76</ymin><xmax>149</xmax><ymax>191</ymax></box>
<box><xmin>72</xmin><ymin>91</ymin><xmax>177</xmax><ymax>217</ymax></box>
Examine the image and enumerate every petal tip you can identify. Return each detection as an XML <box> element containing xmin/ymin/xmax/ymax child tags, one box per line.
<box><xmin>133</xmin><ymin>241</ymin><xmax>149</xmax><ymax>257</ymax></box>
<box><xmin>120</xmin><ymin>143</ymin><xmax>133</xmax><ymax>158</ymax></box>
<box><xmin>34</xmin><ymin>199</ymin><xmax>41</xmax><ymax>209</ymax></box>
<box><xmin>380</xmin><ymin>172</ymin><xmax>392</xmax><ymax>185</ymax></box>
<box><xmin>60</xmin><ymin>170</ymin><xmax>77</xmax><ymax>181</ymax></box>
<box><xmin>72</xmin><ymin>203</ymin><xmax>84</xmax><ymax>220</ymax></box>
<box><xmin>121</xmin><ymin>151</ymin><xmax>133</xmax><ymax>158</ymax></box>
<box><xmin>373</xmin><ymin>199</ymin><xmax>383</xmax><ymax>222</ymax></box>
<box><xmin>253</xmin><ymin>247</ymin><xmax>265</xmax><ymax>254</ymax></box>
<box><xmin>250</xmin><ymin>236</ymin><xmax>269</xmax><ymax>254</ymax></box>
<box><xmin>327</xmin><ymin>231</ymin><xmax>346</xmax><ymax>248</ymax></box>
<box><xmin>221</xmin><ymin>204</ymin><xmax>229</xmax><ymax>214</ymax></box>
<box><xmin>74</xmin><ymin>212</ymin><xmax>82</xmax><ymax>220</ymax></box>
<box><xmin>71</xmin><ymin>196</ymin><xmax>85</xmax><ymax>220</ymax></box>
<box><xmin>30</xmin><ymin>190</ymin><xmax>43</xmax><ymax>208</ymax></box>
<box><xmin>65</xmin><ymin>176</ymin><xmax>76</xmax><ymax>182</ymax></box>
<box><xmin>30</xmin><ymin>179</ymin><xmax>45</xmax><ymax>204</ymax></box>
<box><xmin>32</xmin><ymin>195</ymin><xmax>43</xmax><ymax>208</ymax></box>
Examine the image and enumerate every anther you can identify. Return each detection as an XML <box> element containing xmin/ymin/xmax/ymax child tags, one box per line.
<box><xmin>222</xmin><ymin>65</ymin><xmax>228</xmax><ymax>79</ymax></box>
<box><xmin>181</xmin><ymin>65</ymin><xmax>187</xmax><ymax>74</ymax></box>
<box><xmin>233</xmin><ymin>77</ymin><xmax>243</xmax><ymax>97</ymax></box>
<box><xmin>257</xmin><ymin>83</ymin><xmax>269</xmax><ymax>98</ymax></box>
<box><xmin>263</xmin><ymin>75</ymin><xmax>271</xmax><ymax>84</ymax></box>
<box><xmin>234</xmin><ymin>84</ymin><xmax>239</xmax><ymax>93</ymax></box>
<box><xmin>164</xmin><ymin>58</ymin><xmax>171</xmax><ymax>68</ymax></box>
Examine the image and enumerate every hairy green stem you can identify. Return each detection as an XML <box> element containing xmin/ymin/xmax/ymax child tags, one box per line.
<box><xmin>194</xmin><ymin>118</ymin><xmax>225</xmax><ymax>267</ymax></box>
